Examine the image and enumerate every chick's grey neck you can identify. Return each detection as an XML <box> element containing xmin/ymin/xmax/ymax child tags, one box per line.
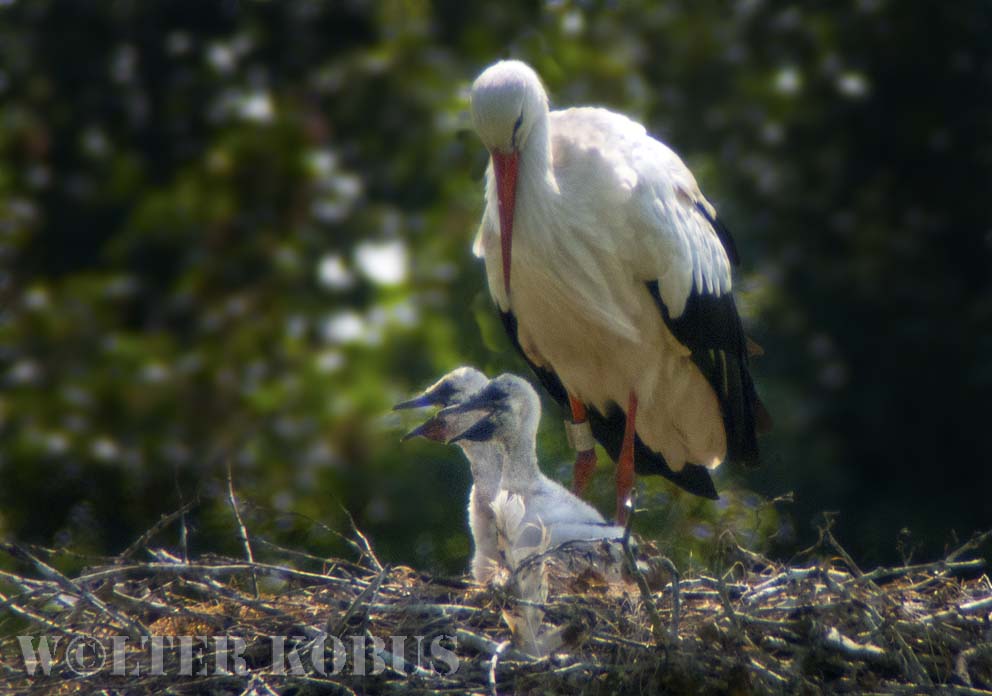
<box><xmin>495</xmin><ymin>411</ymin><xmax>541</xmax><ymax>491</ymax></box>
<box><xmin>457</xmin><ymin>439</ymin><xmax>503</xmax><ymax>498</ymax></box>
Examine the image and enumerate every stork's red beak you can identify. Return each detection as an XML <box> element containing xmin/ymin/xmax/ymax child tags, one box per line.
<box><xmin>491</xmin><ymin>150</ymin><xmax>519</xmax><ymax>296</ymax></box>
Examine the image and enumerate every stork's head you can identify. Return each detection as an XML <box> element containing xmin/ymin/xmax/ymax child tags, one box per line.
<box><xmin>470</xmin><ymin>60</ymin><xmax>549</xmax><ymax>295</ymax></box>
<box><xmin>471</xmin><ymin>60</ymin><xmax>547</xmax><ymax>155</ymax></box>
<box><xmin>442</xmin><ymin>374</ymin><xmax>541</xmax><ymax>446</ymax></box>
<box><xmin>394</xmin><ymin>366</ymin><xmax>489</xmax><ymax>442</ymax></box>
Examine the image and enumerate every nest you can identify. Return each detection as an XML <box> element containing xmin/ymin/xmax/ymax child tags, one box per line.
<box><xmin>1</xmin><ymin>505</ymin><xmax>990</xmax><ymax>695</ymax></box>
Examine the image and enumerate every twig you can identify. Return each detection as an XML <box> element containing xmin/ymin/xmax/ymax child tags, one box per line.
<box><xmin>74</xmin><ymin>560</ymin><xmax>361</xmax><ymax>587</ymax></box>
<box><xmin>1</xmin><ymin>543</ymin><xmax>150</xmax><ymax>640</ymax></box>
<box><xmin>0</xmin><ymin>568</ymin><xmax>55</xmax><ymax>594</ymax></box>
<box><xmin>820</xmin><ymin>514</ymin><xmax>865</xmax><ymax>578</ymax></box>
<box><xmin>619</xmin><ymin>490</ymin><xmax>667</xmax><ymax>647</ymax></box>
<box><xmin>0</xmin><ymin>597</ymin><xmax>93</xmax><ymax>638</ymax></box>
<box><xmin>747</xmin><ymin>655</ymin><xmax>790</xmax><ymax>687</ymax></box>
<box><xmin>226</xmin><ymin>457</ymin><xmax>259</xmax><ymax>598</ymax></box>
<box><xmin>821</xmin><ymin>559</ymin><xmax>933</xmax><ymax>686</ymax></box>
<box><xmin>119</xmin><ymin>500</ymin><xmax>198</xmax><ymax>561</ymax></box>
<box><xmin>657</xmin><ymin>557</ymin><xmax>681</xmax><ymax>640</ymax></box>
<box><xmin>853</xmin><ymin>558</ymin><xmax>984</xmax><ymax>584</ymax></box>
<box><xmin>947</xmin><ymin>530</ymin><xmax>992</xmax><ymax>563</ymax></box>
<box><xmin>331</xmin><ymin>564</ymin><xmax>391</xmax><ymax>636</ymax></box>
<box><xmin>339</xmin><ymin>504</ymin><xmax>384</xmax><ymax>572</ymax></box>
<box><xmin>818</xmin><ymin>626</ymin><xmax>895</xmax><ymax>667</ymax></box>
<box><xmin>453</xmin><ymin>629</ymin><xmax>532</xmax><ymax>662</ymax></box>
<box><xmin>489</xmin><ymin>639</ymin><xmax>510</xmax><ymax>696</ymax></box>
<box><xmin>922</xmin><ymin>596</ymin><xmax>992</xmax><ymax>624</ymax></box>
<box><xmin>715</xmin><ymin>567</ymin><xmax>743</xmax><ymax>635</ymax></box>
<box><xmin>173</xmin><ymin>462</ymin><xmax>191</xmax><ymax>563</ymax></box>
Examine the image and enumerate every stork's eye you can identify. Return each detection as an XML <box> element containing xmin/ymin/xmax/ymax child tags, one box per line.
<box><xmin>511</xmin><ymin>110</ymin><xmax>524</xmax><ymax>147</ymax></box>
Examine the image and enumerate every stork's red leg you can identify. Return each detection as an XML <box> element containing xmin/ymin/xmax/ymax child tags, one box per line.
<box><xmin>616</xmin><ymin>391</ymin><xmax>638</xmax><ymax>525</ymax></box>
<box><xmin>568</xmin><ymin>394</ymin><xmax>597</xmax><ymax>495</ymax></box>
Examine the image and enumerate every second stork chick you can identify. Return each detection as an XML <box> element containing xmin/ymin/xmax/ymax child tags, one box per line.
<box><xmin>441</xmin><ymin>373</ymin><xmax>625</xmax><ymax>552</ymax></box>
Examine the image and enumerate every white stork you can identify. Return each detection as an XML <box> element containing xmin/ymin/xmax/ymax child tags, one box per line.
<box><xmin>469</xmin><ymin>60</ymin><xmax>770</xmax><ymax>523</ymax></box>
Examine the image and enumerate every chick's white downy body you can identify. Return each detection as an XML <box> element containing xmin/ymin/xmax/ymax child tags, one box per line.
<box><xmin>456</xmin><ymin>427</ymin><xmax>504</xmax><ymax>582</ymax></box>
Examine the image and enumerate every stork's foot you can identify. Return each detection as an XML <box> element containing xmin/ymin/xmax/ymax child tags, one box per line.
<box><xmin>572</xmin><ymin>448</ymin><xmax>597</xmax><ymax>495</ymax></box>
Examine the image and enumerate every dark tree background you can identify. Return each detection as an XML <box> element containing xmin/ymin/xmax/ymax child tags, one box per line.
<box><xmin>1</xmin><ymin>0</ymin><xmax>989</xmax><ymax>575</ymax></box>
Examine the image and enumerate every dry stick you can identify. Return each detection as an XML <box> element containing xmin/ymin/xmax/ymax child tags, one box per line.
<box><xmin>489</xmin><ymin>639</ymin><xmax>511</xmax><ymax>696</ymax></box>
<box><xmin>75</xmin><ymin>560</ymin><xmax>364</xmax><ymax>588</ymax></box>
<box><xmin>339</xmin><ymin>504</ymin><xmax>384</xmax><ymax>573</ymax></box>
<box><xmin>818</xmin><ymin>626</ymin><xmax>894</xmax><ymax>667</ymax></box>
<box><xmin>0</xmin><ymin>597</ymin><xmax>92</xmax><ymax>638</ymax></box>
<box><xmin>715</xmin><ymin>566</ymin><xmax>743</xmax><ymax>636</ymax></box>
<box><xmin>657</xmin><ymin>556</ymin><xmax>681</xmax><ymax>640</ymax></box>
<box><xmin>19</xmin><ymin>542</ymin><xmax>109</xmax><ymax>564</ymax></box>
<box><xmin>250</xmin><ymin>537</ymin><xmax>379</xmax><ymax>588</ymax></box>
<box><xmin>195</xmin><ymin>574</ymin><xmax>321</xmax><ymax>639</ymax></box>
<box><xmin>108</xmin><ymin>585</ymin><xmax>232</xmax><ymax>631</ymax></box>
<box><xmin>0</xmin><ymin>568</ymin><xmax>54</xmax><ymax>594</ymax></box>
<box><xmin>119</xmin><ymin>500</ymin><xmax>198</xmax><ymax>561</ymax></box>
<box><xmin>587</xmin><ymin>632</ymin><xmax>656</xmax><ymax>651</ymax></box>
<box><xmin>255</xmin><ymin>537</ymin><xmax>343</xmax><ymax>568</ymax></box>
<box><xmin>922</xmin><ymin>596</ymin><xmax>992</xmax><ymax>624</ymax></box>
<box><xmin>263</xmin><ymin>509</ymin><xmax>374</xmax><ymax>569</ymax></box>
<box><xmin>618</xmin><ymin>490</ymin><xmax>667</xmax><ymax>648</ymax></box>
<box><xmin>331</xmin><ymin>564</ymin><xmax>391</xmax><ymax>637</ymax></box>
<box><xmin>0</xmin><ymin>587</ymin><xmax>60</xmax><ymax>614</ymax></box>
<box><xmin>173</xmin><ymin>462</ymin><xmax>191</xmax><ymax>563</ymax></box>
<box><xmin>453</xmin><ymin>628</ymin><xmax>532</xmax><ymax>662</ymax></box>
<box><xmin>1</xmin><ymin>543</ymin><xmax>150</xmax><ymax>640</ymax></box>
<box><xmin>947</xmin><ymin>529</ymin><xmax>992</xmax><ymax>564</ymax></box>
<box><xmin>818</xmin><ymin>541</ymin><xmax>933</xmax><ymax>688</ymax></box>
<box><xmin>226</xmin><ymin>457</ymin><xmax>259</xmax><ymax>599</ymax></box>
<box><xmin>853</xmin><ymin>558</ymin><xmax>984</xmax><ymax>584</ymax></box>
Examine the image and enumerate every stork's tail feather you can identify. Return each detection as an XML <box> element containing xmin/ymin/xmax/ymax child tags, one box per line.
<box><xmin>588</xmin><ymin>404</ymin><xmax>720</xmax><ymax>500</ymax></box>
<box><xmin>754</xmin><ymin>396</ymin><xmax>773</xmax><ymax>435</ymax></box>
<box><xmin>718</xmin><ymin>355</ymin><xmax>763</xmax><ymax>469</ymax></box>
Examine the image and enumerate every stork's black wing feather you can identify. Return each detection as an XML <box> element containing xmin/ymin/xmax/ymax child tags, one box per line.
<box><xmin>499</xmin><ymin>309</ymin><xmax>719</xmax><ymax>499</ymax></box>
<box><xmin>695</xmin><ymin>202</ymin><xmax>740</xmax><ymax>267</ymax></box>
<box><xmin>646</xmin><ymin>277</ymin><xmax>764</xmax><ymax>469</ymax></box>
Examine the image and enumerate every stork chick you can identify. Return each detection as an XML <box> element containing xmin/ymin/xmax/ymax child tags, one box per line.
<box><xmin>395</xmin><ymin>367</ymin><xmax>502</xmax><ymax>582</ymax></box>
<box><xmin>442</xmin><ymin>373</ymin><xmax>625</xmax><ymax>552</ymax></box>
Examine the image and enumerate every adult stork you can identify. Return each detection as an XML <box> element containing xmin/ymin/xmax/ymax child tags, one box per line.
<box><xmin>469</xmin><ymin>60</ymin><xmax>770</xmax><ymax>523</ymax></box>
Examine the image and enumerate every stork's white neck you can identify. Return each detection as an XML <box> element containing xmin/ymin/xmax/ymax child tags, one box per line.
<box><xmin>517</xmin><ymin>114</ymin><xmax>557</xmax><ymax>199</ymax></box>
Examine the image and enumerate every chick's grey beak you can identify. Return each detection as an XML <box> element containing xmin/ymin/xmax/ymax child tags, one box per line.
<box><xmin>438</xmin><ymin>387</ymin><xmax>496</xmax><ymax>417</ymax></box>
<box><xmin>402</xmin><ymin>415</ymin><xmax>449</xmax><ymax>442</ymax></box>
<box><xmin>393</xmin><ymin>393</ymin><xmax>436</xmax><ymax>411</ymax></box>
<box><xmin>448</xmin><ymin>412</ymin><xmax>497</xmax><ymax>444</ymax></box>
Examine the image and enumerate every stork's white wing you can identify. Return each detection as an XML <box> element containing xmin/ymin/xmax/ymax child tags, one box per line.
<box><xmin>625</xmin><ymin>138</ymin><xmax>734</xmax><ymax>317</ymax></box>
<box><xmin>577</xmin><ymin>114</ymin><xmax>764</xmax><ymax>467</ymax></box>
<box><xmin>549</xmin><ymin>107</ymin><xmax>736</xmax><ymax>318</ymax></box>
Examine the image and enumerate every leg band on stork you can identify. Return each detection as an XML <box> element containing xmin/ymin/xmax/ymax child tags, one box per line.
<box><xmin>566</xmin><ymin>395</ymin><xmax>597</xmax><ymax>495</ymax></box>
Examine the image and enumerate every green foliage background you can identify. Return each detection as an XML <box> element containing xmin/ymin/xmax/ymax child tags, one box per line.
<box><xmin>1</xmin><ymin>1</ymin><xmax>989</xmax><ymax>575</ymax></box>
